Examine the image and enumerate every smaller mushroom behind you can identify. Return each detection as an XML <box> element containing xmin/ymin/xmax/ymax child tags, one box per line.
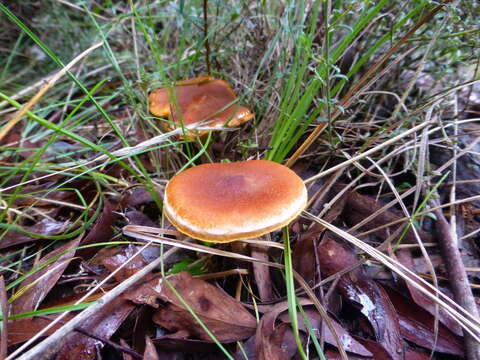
<box><xmin>163</xmin><ymin>160</ymin><xmax>308</xmax><ymax>243</ymax></box>
<box><xmin>149</xmin><ymin>75</ymin><xmax>254</xmax><ymax>139</ymax></box>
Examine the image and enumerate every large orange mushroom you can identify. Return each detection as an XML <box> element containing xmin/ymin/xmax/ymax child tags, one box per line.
<box><xmin>163</xmin><ymin>160</ymin><xmax>308</xmax><ymax>242</ymax></box>
<box><xmin>149</xmin><ymin>75</ymin><xmax>254</xmax><ymax>138</ymax></box>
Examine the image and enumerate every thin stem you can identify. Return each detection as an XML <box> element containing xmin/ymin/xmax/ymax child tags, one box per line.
<box><xmin>203</xmin><ymin>0</ymin><xmax>211</xmax><ymax>75</ymax></box>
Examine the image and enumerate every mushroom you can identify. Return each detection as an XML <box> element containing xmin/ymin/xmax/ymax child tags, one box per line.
<box><xmin>163</xmin><ymin>160</ymin><xmax>308</xmax><ymax>243</ymax></box>
<box><xmin>149</xmin><ymin>75</ymin><xmax>254</xmax><ymax>139</ymax></box>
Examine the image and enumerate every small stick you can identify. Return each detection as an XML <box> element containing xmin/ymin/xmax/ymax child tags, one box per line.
<box><xmin>431</xmin><ymin>198</ymin><xmax>480</xmax><ymax>360</ymax></box>
<box><xmin>203</xmin><ymin>0</ymin><xmax>211</xmax><ymax>75</ymax></box>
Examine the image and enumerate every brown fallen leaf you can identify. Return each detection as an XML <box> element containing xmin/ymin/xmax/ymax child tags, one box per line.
<box><xmin>7</xmin><ymin>314</ymin><xmax>75</xmax><ymax>347</ymax></box>
<box><xmin>396</xmin><ymin>248</ymin><xmax>462</xmax><ymax>336</ymax></box>
<box><xmin>385</xmin><ymin>287</ymin><xmax>464</xmax><ymax>356</ymax></box>
<box><xmin>77</xmin><ymin>200</ymin><xmax>117</xmax><ymax>259</ymax></box>
<box><xmin>317</xmin><ymin>235</ymin><xmax>405</xmax><ymax>360</ymax></box>
<box><xmin>292</xmin><ymin>232</ymin><xmax>318</xmax><ymax>286</ymax></box>
<box><xmin>256</xmin><ymin>319</ymin><xmax>297</xmax><ymax>360</ymax></box>
<box><xmin>96</xmin><ymin>244</ymin><xmax>149</xmax><ymax>282</ymax></box>
<box><xmin>124</xmin><ymin>211</ymin><xmax>161</xmax><ymax>261</ymax></box>
<box><xmin>351</xmin><ymin>336</ymin><xmax>393</xmax><ymax>360</ymax></box>
<box><xmin>152</xmin><ymin>336</ymin><xmax>219</xmax><ymax>354</ymax></box>
<box><xmin>10</xmin><ymin>182</ymin><xmax>75</xmax><ymax>207</ymax></box>
<box><xmin>256</xmin><ymin>296</ymin><xmax>372</xmax><ymax>358</ymax></box>
<box><xmin>121</xmin><ymin>187</ymin><xmax>163</xmax><ymax>208</ymax></box>
<box><xmin>56</xmin><ymin>295</ymin><xmax>135</xmax><ymax>360</ymax></box>
<box><xmin>342</xmin><ymin>191</ymin><xmax>433</xmax><ymax>244</ymax></box>
<box><xmin>0</xmin><ymin>218</ymin><xmax>71</xmax><ymax>250</ymax></box>
<box><xmin>404</xmin><ymin>348</ymin><xmax>430</xmax><ymax>360</ymax></box>
<box><xmin>143</xmin><ymin>336</ymin><xmax>159</xmax><ymax>360</ymax></box>
<box><xmin>126</xmin><ymin>271</ymin><xmax>256</xmax><ymax>343</ymax></box>
<box><xmin>278</xmin><ymin>307</ymin><xmax>372</xmax><ymax>357</ymax></box>
<box><xmin>324</xmin><ymin>349</ymin><xmax>370</xmax><ymax>360</ymax></box>
<box><xmin>11</xmin><ymin>235</ymin><xmax>82</xmax><ymax>315</ymax></box>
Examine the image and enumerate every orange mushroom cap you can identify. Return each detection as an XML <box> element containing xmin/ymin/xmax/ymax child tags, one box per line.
<box><xmin>149</xmin><ymin>75</ymin><xmax>254</xmax><ymax>138</ymax></box>
<box><xmin>164</xmin><ymin>160</ymin><xmax>308</xmax><ymax>242</ymax></box>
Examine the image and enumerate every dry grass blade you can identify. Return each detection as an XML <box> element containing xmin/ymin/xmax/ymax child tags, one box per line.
<box><xmin>0</xmin><ymin>276</ymin><xmax>8</xmax><ymax>359</ymax></box>
<box><xmin>123</xmin><ymin>225</ymin><xmax>284</xmax><ymax>268</ymax></box>
<box><xmin>303</xmin><ymin>211</ymin><xmax>480</xmax><ymax>341</ymax></box>
<box><xmin>0</xmin><ymin>122</ymin><xmax>232</xmax><ymax>194</ymax></box>
<box><xmin>356</xmin><ymin>193</ymin><xmax>480</xmax><ymax>240</ymax></box>
<box><xmin>0</xmin><ymin>41</ymin><xmax>103</xmax><ymax>142</ymax></box>
<box><xmin>304</xmin><ymin>120</ymin><xmax>433</xmax><ymax>183</ymax></box>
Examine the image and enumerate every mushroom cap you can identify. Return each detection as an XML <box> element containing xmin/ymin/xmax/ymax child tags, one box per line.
<box><xmin>164</xmin><ymin>160</ymin><xmax>308</xmax><ymax>242</ymax></box>
<box><xmin>149</xmin><ymin>75</ymin><xmax>254</xmax><ymax>138</ymax></box>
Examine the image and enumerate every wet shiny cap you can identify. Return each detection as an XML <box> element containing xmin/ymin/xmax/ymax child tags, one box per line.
<box><xmin>149</xmin><ymin>75</ymin><xmax>254</xmax><ymax>138</ymax></box>
<box><xmin>164</xmin><ymin>160</ymin><xmax>308</xmax><ymax>242</ymax></box>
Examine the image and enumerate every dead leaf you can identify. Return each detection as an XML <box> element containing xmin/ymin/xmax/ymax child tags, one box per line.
<box><xmin>11</xmin><ymin>235</ymin><xmax>81</xmax><ymax>314</ymax></box>
<box><xmin>7</xmin><ymin>314</ymin><xmax>75</xmax><ymax>346</ymax></box>
<box><xmin>95</xmin><ymin>244</ymin><xmax>149</xmax><ymax>282</ymax></box>
<box><xmin>143</xmin><ymin>336</ymin><xmax>159</xmax><ymax>360</ymax></box>
<box><xmin>121</xmin><ymin>188</ymin><xmax>162</xmax><ymax>208</ymax></box>
<box><xmin>256</xmin><ymin>319</ymin><xmax>297</xmax><ymax>360</ymax></box>
<box><xmin>154</xmin><ymin>272</ymin><xmax>256</xmax><ymax>343</ymax></box>
<box><xmin>10</xmin><ymin>182</ymin><xmax>75</xmax><ymax>207</ymax></box>
<box><xmin>351</xmin><ymin>336</ymin><xmax>394</xmax><ymax>360</ymax></box>
<box><xmin>324</xmin><ymin>349</ymin><xmax>370</xmax><ymax>360</ymax></box>
<box><xmin>292</xmin><ymin>233</ymin><xmax>318</xmax><ymax>286</ymax></box>
<box><xmin>152</xmin><ymin>336</ymin><xmax>219</xmax><ymax>354</ymax></box>
<box><xmin>317</xmin><ymin>236</ymin><xmax>405</xmax><ymax>360</ymax></box>
<box><xmin>127</xmin><ymin>272</ymin><xmax>256</xmax><ymax>343</ymax></box>
<box><xmin>386</xmin><ymin>287</ymin><xmax>464</xmax><ymax>356</ymax></box>
<box><xmin>0</xmin><ymin>218</ymin><xmax>71</xmax><ymax>249</ymax></box>
<box><xmin>278</xmin><ymin>307</ymin><xmax>372</xmax><ymax>357</ymax></box>
<box><xmin>342</xmin><ymin>191</ymin><xmax>433</xmax><ymax>244</ymax></box>
<box><xmin>56</xmin><ymin>295</ymin><xmax>135</xmax><ymax>360</ymax></box>
<box><xmin>396</xmin><ymin>249</ymin><xmax>462</xmax><ymax>336</ymax></box>
<box><xmin>77</xmin><ymin>200</ymin><xmax>117</xmax><ymax>259</ymax></box>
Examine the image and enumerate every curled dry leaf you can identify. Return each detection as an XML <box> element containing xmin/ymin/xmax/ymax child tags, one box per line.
<box><xmin>317</xmin><ymin>235</ymin><xmax>405</xmax><ymax>360</ymax></box>
<box><xmin>256</xmin><ymin>308</ymin><xmax>298</xmax><ymax>360</ymax></box>
<box><xmin>127</xmin><ymin>271</ymin><xmax>256</xmax><ymax>343</ymax></box>
<box><xmin>11</xmin><ymin>235</ymin><xmax>81</xmax><ymax>315</ymax></box>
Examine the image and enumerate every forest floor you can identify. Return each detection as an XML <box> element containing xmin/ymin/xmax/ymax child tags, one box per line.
<box><xmin>0</xmin><ymin>1</ymin><xmax>480</xmax><ymax>359</ymax></box>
